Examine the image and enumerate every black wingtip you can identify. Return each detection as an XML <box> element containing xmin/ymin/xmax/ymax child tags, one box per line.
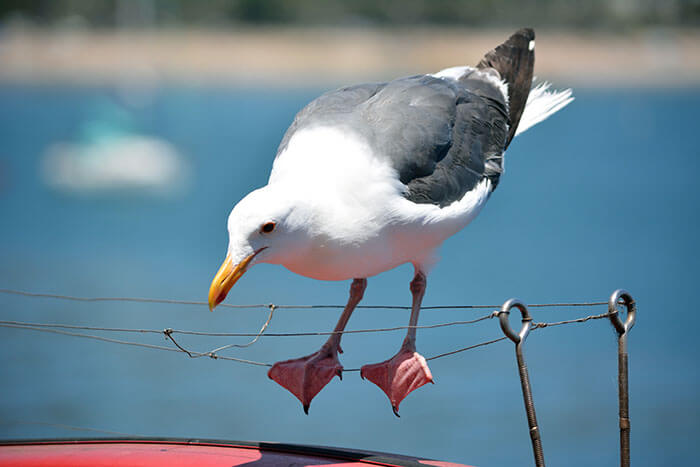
<box><xmin>303</xmin><ymin>404</ymin><xmax>310</xmax><ymax>415</ymax></box>
<box><xmin>392</xmin><ymin>406</ymin><xmax>400</xmax><ymax>418</ymax></box>
<box><xmin>477</xmin><ymin>28</ymin><xmax>536</xmax><ymax>147</ymax></box>
<box><xmin>514</xmin><ymin>27</ymin><xmax>535</xmax><ymax>41</ymax></box>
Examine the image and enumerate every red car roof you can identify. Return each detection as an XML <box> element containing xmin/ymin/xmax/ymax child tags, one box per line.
<box><xmin>0</xmin><ymin>438</ymin><xmax>473</xmax><ymax>467</ymax></box>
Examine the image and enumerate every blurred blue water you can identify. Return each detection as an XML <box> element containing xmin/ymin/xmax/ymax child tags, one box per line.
<box><xmin>0</xmin><ymin>84</ymin><xmax>698</xmax><ymax>466</ymax></box>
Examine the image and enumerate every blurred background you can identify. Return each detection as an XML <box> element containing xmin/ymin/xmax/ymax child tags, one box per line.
<box><xmin>1</xmin><ymin>1</ymin><xmax>699</xmax><ymax>466</ymax></box>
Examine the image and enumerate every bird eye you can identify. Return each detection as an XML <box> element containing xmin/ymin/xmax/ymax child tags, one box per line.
<box><xmin>261</xmin><ymin>222</ymin><xmax>276</xmax><ymax>234</ymax></box>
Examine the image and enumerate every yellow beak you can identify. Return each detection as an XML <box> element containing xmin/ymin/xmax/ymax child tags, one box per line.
<box><xmin>208</xmin><ymin>252</ymin><xmax>256</xmax><ymax>311</ymax></box>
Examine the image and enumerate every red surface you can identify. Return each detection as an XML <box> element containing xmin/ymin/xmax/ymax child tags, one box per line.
<box><xmin>0</xmin><ymin>440</ymin><xmax>472</xmax><ymax>467</ymax></box>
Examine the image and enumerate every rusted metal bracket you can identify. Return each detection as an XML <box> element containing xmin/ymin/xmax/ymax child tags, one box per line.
<box><xmin>608</xmin><ymin>289</ymin><xmax>636</xmax><ymax>467</ymax></box>
<box><xmin>498</xmin><ymin>299</ymin><xmax>545</xmax><ymax>467</ymax></box>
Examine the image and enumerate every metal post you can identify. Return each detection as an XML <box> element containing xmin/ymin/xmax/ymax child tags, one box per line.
<box><xmin>498</xmin><ymin>299</ymin><xmax>545</xmax><ymax>467</ymax></box>
<box><xmin>608</xmin><ymin>289</ymin><xmax>636</xmax><ymax>467</ymax></box>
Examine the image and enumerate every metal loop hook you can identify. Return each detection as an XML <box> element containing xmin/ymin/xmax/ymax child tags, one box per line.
<box><xmin>608</xmin><ymin>289</ymin><xmax>636</xmax><ymax>336</ymax></box>
<box><xmin>498</xmin><ymin>298</ymin><xmax>532</xmax><ymax>344</ymax></box>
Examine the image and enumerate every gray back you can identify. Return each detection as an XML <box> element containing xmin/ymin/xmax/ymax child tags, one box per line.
<box><xmin>276</xmin><ymin>73</ymin><xmax>508</xmax><ymax>208</ymax></box>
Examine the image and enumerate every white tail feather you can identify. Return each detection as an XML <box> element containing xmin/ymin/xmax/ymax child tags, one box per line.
<box><xmin>514</xmin><ymin>82</ymin><xmax>573</xmax><ymax>138</ymax></box>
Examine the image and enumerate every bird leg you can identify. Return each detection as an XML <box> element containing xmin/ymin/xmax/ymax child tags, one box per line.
<box><xmin>268</xmin><ymin>278</ymin><xmax>367</xmax><ymax>414</ymax></box>
<box><xmin>361</xmin><ymin>271</ymin><xmax>433</xmax><ymax>416</ymax></box>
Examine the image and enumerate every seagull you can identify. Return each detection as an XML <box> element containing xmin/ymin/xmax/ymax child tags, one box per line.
<box><xmin>208</xmin><ymin>28</ymin><xmax>572</xmax><ymax>415</ymax></box>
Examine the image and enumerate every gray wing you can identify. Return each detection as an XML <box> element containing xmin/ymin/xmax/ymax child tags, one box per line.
<box><xmin>276</xmin><ymin>82</ymin><xmax>386</xmax><ymax>156</ymax></box>
<box><xmin>276</xmin><ymin>73</ymin><xmax>509</xmax><ymax>208</ymax></box>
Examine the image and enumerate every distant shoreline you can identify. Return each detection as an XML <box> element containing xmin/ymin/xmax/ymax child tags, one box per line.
<box><xmin>1</xmin><ymin>27</ymin><xmax>698</xmax><ymax>87</ymax></box>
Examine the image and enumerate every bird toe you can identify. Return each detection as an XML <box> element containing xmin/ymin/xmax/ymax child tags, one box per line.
<box><xmin>361</xmin><ymin>349</ymin><xmax>433</xmax><ymax>414</ymax></box>
<box><xmin>268</xmin><ymin>349</ymin><xmax>343</xmax><ymax>412</ymax></box>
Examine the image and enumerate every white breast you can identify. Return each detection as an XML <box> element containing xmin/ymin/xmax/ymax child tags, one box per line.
<box><xmin>269</xmin><ymin>126</ymin><xmax>492</xmax><ymax>280</ymax></box>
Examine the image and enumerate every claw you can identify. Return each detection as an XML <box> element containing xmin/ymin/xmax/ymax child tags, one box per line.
<box><xmin>268</xmin><ymin>348</ymin><xmax>342</xmax><ymax>413</ymax></box>
<box><xmin>361</xmin><ymin>348</ymin><xmax>434</xmax><ymax>414</ymax></box>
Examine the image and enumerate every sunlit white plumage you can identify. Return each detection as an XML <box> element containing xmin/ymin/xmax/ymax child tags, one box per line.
<box><xmin>235</xmin><ymin>127</ymin><xmax>490</xmax><ymax>280</ymax></box>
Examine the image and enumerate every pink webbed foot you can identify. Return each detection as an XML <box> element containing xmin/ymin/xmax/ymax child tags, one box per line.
<box><xmin>267</xmin><ymin>346</ymin><xmax>342</xmax><ymax>414</ymax></box>
<box><xmin>360</xmin><ymin>347</ymin><xmax>434</xmax><ymax>416</ymax></box>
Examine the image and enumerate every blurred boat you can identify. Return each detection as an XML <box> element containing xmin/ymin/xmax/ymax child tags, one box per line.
<box><xmin>40</xmin><ymin>103</ymin><xmax>188</xmax><ymax>197</ymax></box>
<box><xmin>42</xmin><ymin>136</ymin><xmax>186</xmax><ymax>195</ymax></box>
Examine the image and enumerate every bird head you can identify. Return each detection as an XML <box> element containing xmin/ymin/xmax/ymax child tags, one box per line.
<box><xmin>208</xmin><ymin>186</ymin><xmax>305</xmax><ymax>310</ymax></box>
